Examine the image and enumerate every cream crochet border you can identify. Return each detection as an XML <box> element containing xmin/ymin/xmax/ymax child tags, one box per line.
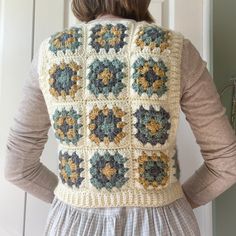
<box><xmin>38</xmin><ymin>19</ymin><xmax>185</xmax><ymax>208</ymax></box>
<box><xmin>54</xmin><ymin>178</ymin><xmax>184</xmax><ymax>208</ymax></box>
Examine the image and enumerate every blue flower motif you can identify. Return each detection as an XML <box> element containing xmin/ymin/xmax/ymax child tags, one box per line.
<box><xmin>52</xmin><ymin>107</ymin><xmax>83</xmax><ymax>145</ymax></box>
<box><xmin>89</xmin><ymin>23</ymin><xmax>128</xmax><ymax>53</ymax></box>
<box><xmin>136</xmin><ymin>151</ymin><xmax>169</xmax><ymax>189</ymax></box>
<box><xmin>59</xmin><ymin>151</ymin><xmax>84</xmax><ymax>187</ymax></box>
<box><xmin>90</xmin><ymin>150</ymin><xmax>129</xmax><ymax>190</ymax></box>
<box><xmin>48</xmin><ymin>60</ymin><xmax>82</xmax><ymax>99</ymax></box>
<box><xmin>132</xmin><ymin>57</ymin><xmax>168</xmax><ymax>97</ymax></box>
<box><xmin>87</xmin><ymin>58</ymin><xmax>126</xmax><ymax>98</ymax></box>
<box><xmin>135</xmin><ymin>26</ymin><xmax>170</xmax><ymax>52</ymax></box>
<box><xmin>88</xmin><ymin>104</ymin><xmax>127</xmax><ymax>146</ymax></box>
<box><xmin>133</xmin><ymin>105</ymin><xmax>171</xmax><ymax>145</ymax></box>
<box><xmin>49</xmin><ymin>27</ymin><xmax>83</xmax><ymax>54</ymax></box>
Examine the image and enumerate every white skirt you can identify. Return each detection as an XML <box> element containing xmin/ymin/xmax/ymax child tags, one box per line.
<box><xmin>44</xmin><ymin>196</ymin><xmax>201</xmax><ymax>236</ymax></box>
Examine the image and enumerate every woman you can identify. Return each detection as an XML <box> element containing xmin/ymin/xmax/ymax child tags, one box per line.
<box><xmin>4</xmin><ymin>0</ymin><xmax>236</xmax><ymax>235</ymax></box>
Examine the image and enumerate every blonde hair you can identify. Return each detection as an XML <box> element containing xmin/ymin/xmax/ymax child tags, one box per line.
<box><xmin>71</xmin><ymin>0</ymin><xmax>155</xmax><ymax>23</ymax></box>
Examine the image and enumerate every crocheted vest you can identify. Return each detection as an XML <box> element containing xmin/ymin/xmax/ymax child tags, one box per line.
<box><xmin>38</xmin><ymin>18</ymin><xmax>184</xmax><ymax>208</ymax></box>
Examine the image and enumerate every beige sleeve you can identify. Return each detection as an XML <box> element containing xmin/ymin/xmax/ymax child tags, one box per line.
<box><xmin>4</xmin><ymin>49</ymin><xmax>58</xmax><ymax>204</ymax></box>
<box><xmin>180</xmin><ymin>38</ymin><xmax>236</xmax><ymax>206</ymax></box>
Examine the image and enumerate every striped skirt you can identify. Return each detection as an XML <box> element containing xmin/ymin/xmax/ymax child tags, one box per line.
<box><xmin>44</xmin><ymin>196</ymin><xmax>201</xmax><ymax>236</ymax></box>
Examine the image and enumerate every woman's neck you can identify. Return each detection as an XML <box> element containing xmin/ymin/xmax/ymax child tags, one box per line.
<box><xmin>95</xmin><ymin>13</ymin><xmax>124</xmax><ymax>20</ymax></box>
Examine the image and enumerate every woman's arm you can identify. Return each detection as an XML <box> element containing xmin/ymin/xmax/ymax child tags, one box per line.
<box><xmin>4</xmin><ymin>50</ymin><xmax>58</xmax><ymax>204</ymax></box>
<box><xmin>180</xmin><ymin>39</ymin><xmax>236</xmax><ymax>208</ymax></box>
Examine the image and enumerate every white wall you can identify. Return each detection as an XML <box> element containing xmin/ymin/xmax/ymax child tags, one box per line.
<box><xmin>0</xmin><ymin>0</ymin><xmax>212</xmax><ymax>235</ymax></box>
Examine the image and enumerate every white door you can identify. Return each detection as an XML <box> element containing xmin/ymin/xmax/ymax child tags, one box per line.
<box><xmin>0</xmin><ymin>0</ymin><xmax>212</xmax><ymax>235</ymax></box>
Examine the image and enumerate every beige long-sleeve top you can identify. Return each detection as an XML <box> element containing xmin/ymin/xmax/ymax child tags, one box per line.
<box><xmin>4</xmin><ymin>34</ymin><xmax>236</xmax><ymax>207</ymax></box>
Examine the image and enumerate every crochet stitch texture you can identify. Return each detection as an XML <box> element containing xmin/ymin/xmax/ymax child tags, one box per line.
<box><xmin>37</xmin><ymin>18</ymin><xmax>184</xmax><ymax>208</ymax></box>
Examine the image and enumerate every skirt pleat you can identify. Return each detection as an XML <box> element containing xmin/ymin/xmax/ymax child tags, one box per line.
<box><xmin>44</xmin><ymin>196</ymin><xmax>201</xmax><ymax>236</ymax></box>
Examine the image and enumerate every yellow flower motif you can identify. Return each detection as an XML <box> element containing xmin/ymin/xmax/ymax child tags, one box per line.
<box><xmin>138</xmin><ymin>77</ymin><xmax>149</xmax><ymax>90</ymax></box>
<box><xmin>145</xmin><ymin>118</ymin><xmax>162</xmax><ymax>135</ymax></box>
<box><xmin>111</xmin><ymin>26</ymin><xmax>121</xmax><ymax>36</ymax></box>
<box><xmin>102</xmin><ymin>105</ymin><xmax>109</xmax><ymax>116</ymax></box>
<box><xmin>160</xmin><ymin>42</ymin><xmax>169</xmax><ymax>52</ymax></box>
<box><xmin>64</xmin><ymin>37</ymin><xmax>76</xmax><ymax>47</ymax></box>
<box><xmin>104</xmin><ymin>137</ymin><xmax>110</xmax><ymax>146</ymax></box>
<box><xmin>116</xmin><ymin>121</ymin><xmax>127</xmax><ymax>129</ymax></box>
<box><xmin>56</xmin><ymin>117</ymin><xmax>64</xmax><ymax>126</ymax></box>
<box><xmin>152</xmin><ymin>80</ymin><xmax>164</xmax><ymax>91</ymax></box>
<box><xmin>101</xmin><ymin>163</ymin><xmax>117</xmax><ymax>180</ymax></box>
<box><xmin>113</xmin><ymin>132</ymin><xmax>126</xmax><ymax>145</ymax></box>
<box><xmin>95</xmin><ymin>38</ymin><xmax>106</xmax><ymax>46</ymax></box>
<box><xmin>61</xmin><ymin>169</ymin><xmax>68</xmax><ymax>181</ymax></box>
<box><xmin>89</xmin><ymin>133</ymin><xmax>100</xmax><ymax>145</ymax></box>
<box><xmin>109</xmin><ymin>37</ymin><xmax>120</xmax><ymax>46</ymax></box>
<box><xmin>153</xmin><ymin>64</ymin><xmax>165</xmax><ymax>77</ymax></box>
<box><xmin>135</xmin><ymin>38</ymin><xmax>145</xmax><ymax>49</ymax></box>
<box><xmin>56</xmin><ymin>129</ymin><xmax>65</xmax><ymax>139</ymax></box>
<box><xmin>98</xmin><ymin>68</ymin><xmax>113</xmax><ymax>85</ymax></box>
<box><xmin>89</xmin><ymin>105</ymin><xmax>99</xmax><ymax>120</ymax></box>
<box><xmin>66</xmin><ymin>116</ymin><xmax>75</xmax><ymax>125</ymax></box>
<box><xmin>88</xmin><ymin>123</ymin><xmax>96</xmax><ymax>131</ymax></box>
<box><xmin>113</xmin><ymin>106</ymin><xmax>126</xmax><ymax>118</ymax></box>
<box><xmin>67</xmin><ymin>129</ymin><xmax>76</xmax><ymax>140</ymax></box>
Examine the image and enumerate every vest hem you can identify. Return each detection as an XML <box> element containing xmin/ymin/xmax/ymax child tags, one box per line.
<box><xmin>53</xmin><ymin>180</ymin><xmax>184</xmax><ymax>208</ymax></box>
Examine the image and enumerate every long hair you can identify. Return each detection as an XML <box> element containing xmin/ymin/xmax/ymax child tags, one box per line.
<box><xmin>71</xmin><ymin>0</ymin><xmax>155</xmax><ymax>23</ymax></box>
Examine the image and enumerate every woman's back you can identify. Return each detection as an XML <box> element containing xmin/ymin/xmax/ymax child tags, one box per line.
<box><xmin>4</xmin><ymin>2</ymin><xmax>236</xmax><ymax>236</ymax></box>
<box><xmin>37</xmin><ymin>15</ymin><xmax>184</xmax><ymax>209</ymax></box>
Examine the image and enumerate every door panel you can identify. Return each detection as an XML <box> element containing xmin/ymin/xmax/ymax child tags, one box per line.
<box><xmin>25</xmin><ymin>1</ymin><xmax>64</xmax><ymax>235</ymax></box>
<box><xmin>0</xmin><ymin>0</ymin><xmax>34</xmax><ymax>235</ymax></box>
